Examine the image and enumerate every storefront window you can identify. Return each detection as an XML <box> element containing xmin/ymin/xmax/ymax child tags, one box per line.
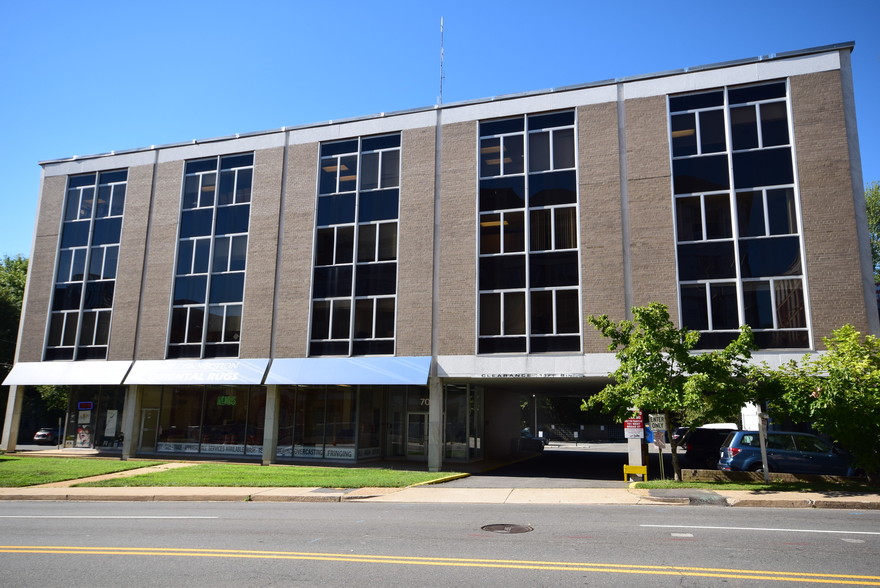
<box><xmin>201</xmin><ymin>386</ymin><xmax>248</xmax><ymax>455</ymax></box>
<box><xmin>358</xmin><ymin>386</ymin><xmax>382</xmax><ymax>459</ymax></box>
<box><xmin>158</xmin><ymin>387</ymin><xmax>203</xmax><ymax>453</ymax></box>
<box><xmin>325</xmin><ymin>387</ymin><xmax>356</xmax><ymax>460</ymax></box>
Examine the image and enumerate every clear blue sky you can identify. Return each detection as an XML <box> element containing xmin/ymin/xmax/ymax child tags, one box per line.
<box><xmin>1</xmin><ymin>0</ymin><xmax>877</xmax><ymax>259</ymax></box>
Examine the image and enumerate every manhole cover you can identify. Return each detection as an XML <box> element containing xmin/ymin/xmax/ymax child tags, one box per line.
<box><xmin>481</xmin><ymin>524</ymin><xmax>534</xmax><ymax>534</ymax></box>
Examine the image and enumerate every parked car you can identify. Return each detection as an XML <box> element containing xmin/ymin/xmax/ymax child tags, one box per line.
<box><xmin>679</xmin><ymin>426</ymin><xmax>738</xmax><ymax>468</ymax></box>
<box><xmin>718</xmin><ymin>431</ymin><xmax>858</xmax><ymax>476</ymax></box>
<box><xmin>671</xmin><ymin>427</ymin><xmax>690</xmax><ymax>446</ymax></box>
<box><xmin>519</xmin><ymin>430</ymin><xmax>546</xmax><ymax>453</ymax></box>
<box><xmin>33</xmin><ymin>427</ymin><xmax>61</xmax><ymax>445</ymax></box>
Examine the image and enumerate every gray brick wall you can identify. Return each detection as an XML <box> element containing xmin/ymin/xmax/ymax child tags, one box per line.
<box><xmin>17</xmin><ymin>175</ymin><xmax>66</xmax><ymax>362</ymax></box>
<box><xmin>108</xmin><ymin>163</ymin><xmax>153</xmax><ymax>361</ymax></box>
<box><xmin>273</xmin><ymin>142</ymin><xmax>316</xmax><ymax>359</ymax></box>
<box><xmin>135</xmin><ymin>160</ymin><xmax>181</xmax><ymax>359</ymax></box>
<box><xmin>240</xmin><ymin>147</ymin><xmax>284</xmax><ymax>358</ymax></box>
<box><xmin>624</xmin><ymin>95</ymin><xmax>678</xmax><ymax>321</ymax></box>
<box><xmin>437</xmin><ymin>121</ymin><xmax>478</xmax><ymax>356</ymax></box>
<box><xmin>397</xmin><ymin>126</ymin><xmax>436</xmax><ymax>356</ymax></box>
<box><xmin>791</xmin><ymin>70</ymin><xmax>873</xmax><ymax>347</ymax></box>
<box><xmin>579</xmin><ymin>102</ymin><xmax>627</xmax><ymax>353</ymax></box>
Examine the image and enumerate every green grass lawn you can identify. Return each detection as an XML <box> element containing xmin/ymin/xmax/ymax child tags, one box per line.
<box><xmin>0</xmin><ymin>455</ymin><xmax>164</xmax><ymax>487</ymax></box>
<box><xmin>76</xmin><ymin>462</ymin><xmax>462</xmax><ymax>488</ymax></box>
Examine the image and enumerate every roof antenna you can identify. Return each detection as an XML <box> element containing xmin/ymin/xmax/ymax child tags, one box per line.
<box><xmin>438</xmin><ymin>17</ymin><xmax>445</xmax><ymax>105</ymax></box>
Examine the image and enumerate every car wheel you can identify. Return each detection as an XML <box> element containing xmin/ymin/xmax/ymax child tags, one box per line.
<box><xmin>748</xmin><ymin>462</ymin><xmax>766</xmax><ymax>474</ymax></box>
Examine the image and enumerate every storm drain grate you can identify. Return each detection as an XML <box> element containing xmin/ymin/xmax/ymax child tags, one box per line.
<box><xmin>481</xmin><ymin>524</ymin><xmax>534</xmax><ymax>534</ymax></box>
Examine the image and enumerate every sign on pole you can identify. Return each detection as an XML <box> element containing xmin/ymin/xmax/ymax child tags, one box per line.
<box><xmin>624</xmin><ymin>418</ymin><xmax>644</xmax><ymax>439</ymax></box>
<box><xmin>648</xmin><ymin>413</ymin><xmax>667</xmax><ymax>432</ymax></box>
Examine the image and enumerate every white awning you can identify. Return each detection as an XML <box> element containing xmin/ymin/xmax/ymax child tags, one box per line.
<box><xmin>2</xmin><ymin>361</ymin><xmax>133</xmax><ymax>386</ymax></box>
<box><xmin>124</xmin><ymin>359</ymin><xmax>270</xmax><ymax>385</ymax></box>
<box><xmin>265</xmin><ymin>356</ymin><xmax>432</xmax><ymax>386</ymax></box>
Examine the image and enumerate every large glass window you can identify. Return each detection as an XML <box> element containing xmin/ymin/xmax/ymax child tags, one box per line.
<box><xmin>46</xmin><ymin>170</ymin><xmax>127</xmax><ymax>360</ymax></box>
<box><xmin>670</xmin><ymin>81</ymin><xmax>808</xmax><ymax>349</ymax></box>
<box><xmin>310</xmin><ymin>134</ymin><xmax>400</xmax><ymax>356</ymax></box>
<box><xmin>169</xmin><ymin>153</ymin><xmax>253</xmax><ymax>359</ymax></box>
<box><xmin>478</xmin><ymin>111</ymin><xmax>581</xmax><ymax>354</ymax></box>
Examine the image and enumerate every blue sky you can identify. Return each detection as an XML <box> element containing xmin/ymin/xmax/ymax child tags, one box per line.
<box><xmin>1</xmin><ymin>0</ymin><xmax>877</xmax><ymax>259</ymax></box>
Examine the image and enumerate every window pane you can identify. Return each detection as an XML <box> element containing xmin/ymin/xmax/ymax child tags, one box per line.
<box><xmin>669</xmin><ymin>91</ymin><xmax>723</xmax><ymax>112</ymax></box>
<box><xmin>529</xmin><ymin>251</ymin><xmax>578</xmax><ymax>287</ymax></box>
<box><xmin>316</xmin><ymin>194</ymin><xmax>356</xmax><ymax>225</ymax></box>
<box><xmin>79</xmin><ymin>311</ymin><xmax>96</xmax><ymax>346</ymax></box>
<box><xmin>186</xmin><ymin>306</ymin><xmax>204</xmax><ymax>343</ymax></box>
<box><xmin>775</xmin><ymin>279</ymin><xmax>806</xmax><ymax>328</ymax></box>
<box><xmin>180</xmin><ymin>209</ymin><xmax>213</xmax><ymax>238</ymax></box>
<box><xmin>375</xmin><ymin>298</ymin><xmax>395</xmax><ymax>338</ymax></box>
<box><xmin>209</xmin><ymin>273</ymin><xmax>245</xmax><ymax>304</ymax></box>
<box><xmin>177</xmin><ymin>240</ymin><xmax>194</xmax><ymax>274</ymax></box>
<box><xmin>361</xmin><ymin>152</ymin><xmax>379</xmax><ymax>190</ymax></box>
<box><xmin>671</xmin><ymin>113</ymin><xmax>697</xmax><ymax>157</ymax></box>
<box><xmin>57</xmin><ymin>249</ymin><xmax>72</xmax><ymax>282</ymax></box>
<box><xmin>316</xmin><ymin>228</ymin><xmax>335</xmax><ymax>266</ymax></box>
<box><xmin>529</xmin><ymin>132</ymin><xmax>550</xmax><ymax>172</ymax></box>
<box><xmin>230</xmin><ymin>235</ymin><xmax>247</xmax><ymax>271</ymax></box>
<box><xmin>53</xmin><ymin>283</ymin><xmax>82</xmax><ymax>311</ymax></box>
<box><xmin>530</xmin><ymin>290</ymin><xmax>553</xmax><ymax>334</ymax></box>
<box><xmin>676</xmin><ymin>197</ymin><xmax>703</xmax><ymax>241</ymax></box>
<box><xmin>61</xmin><ymin>221</ymin><xmax>89</xmax><ymax>248</ymax></box>
<box><xmin>505</xmin><ymin>211</ymin><xmax>525</xmax><ymax>253</ymax></box>
<box><xmin>504</xmin><ymin>291</ymin><xmax>526</xmax><ymax>335</ymax></box>
<box><xmin>530</xmin><ymin>209</ymin><xmax>552</xmax><ymax>251</ymax></box>
<box><xmin>480</xmin><ymin>176</ymin><xmax>525</xmax><ymax>211</ymax></box>
<box><xmin>103</xmin><ymin>246</ymin><xmax>118</xmax><ymax>280</ymax></box>
<box><xmin>110</xmin><ymin>184</ymin><xmax>126</xmax><ymax>216</ymax></box>
<box><xmin>380</xmin><ymin>150</ymin><xmax>400</xmax><ymax>188</ymax></box>
<box><xmin>194</xmin><ymin>239</ymin><xmax>210</xmax><ymax>273</ymax></box>
<box><xmin>481</xmin><ymin>117</ymin><xmax>524</xmax><ymax>136</ymax></box>
<box><xmin>704</xmin><ymin>194</ymin><xmax>732</xmax><ymax>239</ymax></box>
<box><xmin>503</xmin><ymin>135</ymin><xmax>524</xmax><ymax>175</ymax></box>
<box><xmin>62</xmin><ymin>313</ymin><xmax>78</xmax><ymax>346</ymax></box>
<box><xmin>554</xmin><ymin>207</ymin><xmax>577</xmax><ymax>249</ymax></box>
<box><xmin>553</xmin><ymin>128</ymin><xmax>575</xmax><ymax>169</ymax></box>
<box><xmin>199</xmin><ymin>173</ymin><xmax>216</xmax><ymax>207</ymax></box>
<box><xmin>480</xmin><ymin>138</ymin><xmax>501</xmax><ymax>177</ymax></box>
<box><xmin>479</xmin><ymin>293</ymin><xmax>501</xmax><ymax>336</ymax></box>
<box><xmin>760</xmin><ymin>102</ymin><xmax>789</xmax><ymax>147</ymax></box>
<box><xmin>377</xmin><ymin>223</ymin><xmax>397</xmax><ymax>260</ymax></box>
<box><xmin>335</xmin><ymin>226</ymin><xmax>354</xmax><ymax>264</ymax></box>
<box><xmin>358</xmin><ymin>224</ymin><xmax>377</xmax><ymax>262</ymax></box>
<box><xmin>729</xmin><ymin>82</ymin><xmax>786</xmax><ymax>105</ymax></box>
<box><xmin>224</xmin><ymin>305</ymin><xmax>241</xmax><ymax>342</ymax></box>
<box><xmin>672</xmin><ymin>155</ymin><xmax>729</xmax><ymax>194</ymax></box>
<box><xmin>766</xmin><ymin>188</ymin><xmax>797</xmax><ymax>235</ymax></box>
<box><xmin>743</xmin><ymin>281</ymin><xmax>774</xmax><ymax>328</ymax></box>
<box><xmin>555</xmin><ymin>289</ymin><xmax>579</xmax><ymax>333</ymax></box>
<box><xmin>354</xmin><ymin>299</ymin><xmax>374</xmax><ymax>338</ymax></box>
<box><xmin>733</xmin><ymin>148</ymin><xmax>793</xmax><ymax>189</ymax></box>
<box><xmin>699</xmin><ymin>109</ymin><xmax>726</xmax><ymax>153</ymax></box>
<box><xmin>88</xmin><ymin>247</ymin><xmax>105</xmax><ymax>280</ymax></box>
<box><xmin>737</xmin><ymin>191</ymin><xmax>765</xmax><ymax>237</ymax></box>
<box><xmin>206</xmin><ymin>306</ymin><xmax>225</xmax><ymax>342</ymax></box>
<box><xmin>330</xmin><ymin>300</ymin><xmax>351</xmax><ymax>339</ymax></box>
<box><xmin>311</xmin><ymin>301</ymin><xmax>330</xmax><ymax>339</ymax></box>
<box><xmin>358</xmin><ymin>189</ymin><xmax>398</xmax><ymax>222</ymax></box>
<box><xmin>355</xmin><ymin>262</ymin><xmax>396</xmax><ymax>296</ymax></box>
<box><xmin>96</xmin><ymin>185</ymin><xmax>111</xmax><ymax>218</ymax></box>
<box><xmin>529</xmin><ymin>170</ymin><xmax>577</xmax><ymax>207</ymax></box>
<box><xmin>680</xmin><ymin>284</ymin><xmax>709</xmax><ymax>330</ymax></box>
<box><xmin>235</xmin><ymin>169</ymin><xmax>252</xmax><ymax>203</ymax></box>
<box><xmin>677</xmin><ymin>242</ymin><xmax>736</xmax><ymax>281</ymax></box>
<box><xmin>731</xmin><ymin>105</ymin><xmax>758</xmax><ymax>151</ymax></box>
<box><xmin>215</xmin><ymin>204</ymin><xmax>250</xmax><ymax>235</ymax></box>
<box><xmin>312</xmin><ymin>265</ymin><xmax>353</xmax><ymax>298</ymax></box>
<box><xmin>480</xmin><ymin>255</ymin><xmax>526</xmax><ymax>290</ymax></box>
<box><xmin>710</xmin><ymin>283</ymin><xmax>739</xmax><ymax>330</ymax></box>
<box><xmin>213</xmin><ymin>236</ymin><xmax>230</xmax><ymax>272</ymax></box>
<box><xmin>92</xmin><ymin>217</ymin><xmax>122</xmax><ymax>246</ymax></box>
<box><xmin>528</xmin><ymin>111</ymin><xmax>574</xmax><ymax>130</ymax></box>
<box><xmin>218</xmin><ymin>170</ymin><xmax>235</xmax><ymax>205</ymax></box>
<box><xmin>95</xmin><ymin>310</ymin><xmax>111</xmax><ymax>345</ymax></box>
<box><xmin>319</xmin><ymin>157</ymin><xmax>339</xmax><ymax>194</ymax></box>
<box><xmin>481</xmin><ymin>214</ymin><xmax>501</xmax><ymax>255</ymax></box>
<box><xmin>338</xmin><ymin>155</ymin><xmax>358</xmax><ymax>192</ymax></box>
<box><xmin>739</xmin><ymin>236</ymin><xmax>801</xmax><ymax>278</ymax></box>
<box><xmin>170</xmin><ymin>307</ymin><xmax>188</xmax><ymax>343</ymax></box>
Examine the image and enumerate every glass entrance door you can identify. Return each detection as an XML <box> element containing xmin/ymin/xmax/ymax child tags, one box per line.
<box><xmin>139</xmin><ymin>408</ymin><xmax>159</xmax><ymax>452</ymax></box>
<box><xmin>406</xmin><ymin>412</ymin><xmax>428</xmax><ymax>458</ymax></box>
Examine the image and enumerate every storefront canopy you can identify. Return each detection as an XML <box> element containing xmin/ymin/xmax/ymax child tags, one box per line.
<box><xmin>2</xmin><ymin>361</ymin><xmax>133</xmax><ymax>386</ymax></box>
<box><xmin>123</xmin><ymin>359</ymin><xmax>270</xmax><ymax>385</ymax></box>
<box><xmin>265</xmin><ymin>356</ymin><xmax>432</xmax><ymax>386</ymax></box>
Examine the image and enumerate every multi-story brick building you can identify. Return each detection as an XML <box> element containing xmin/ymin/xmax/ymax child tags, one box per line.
<box><xmin>2</xmin><ymin>42</ymin><xmax>874</xmax><ymax>471</ymax></box>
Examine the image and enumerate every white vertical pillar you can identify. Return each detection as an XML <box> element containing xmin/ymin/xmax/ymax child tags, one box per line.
<box><xmin>427</xmin><ymin>377</ymin><xmax>443</xmax><ymax>472</ymax></box>
<box><xmin>120</xmin><ymin>386</ymin><xmax>142</xmax><ymax>461</ymax></box>
<box><xmin>262</xmin><ymin>385</ymin><xmax>281</xmax><ymax>466</ymax></box>
<box><xmin>0</xmin><ymin>385</ymin><xmax>24</xmax><ymax>452</ymax></box>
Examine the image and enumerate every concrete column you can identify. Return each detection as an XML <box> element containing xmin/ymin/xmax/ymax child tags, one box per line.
<box><xmin>262</xmin><ymin>385</ymin><xmax>281</xmax><ymax>466</ymax></box>
<box><xmin>120</xmin><ymin>386</ymin><xmax>142</xmax><ymax>461</ymax></box>
<box><xmin>0</xmin><ymin>385</ymin><xmax>24</xmax><ymax>452</ymax></box>
<box><xmin>427</xmin><ymin>377</ymin><xmax>443</xmax><ymax>472</ymax></box>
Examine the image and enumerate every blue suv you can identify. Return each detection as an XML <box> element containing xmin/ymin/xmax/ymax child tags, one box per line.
<box><xmin>718</xmin><ymin>431</ymin><xmax>858</xmax><ymax>476</ymax></box>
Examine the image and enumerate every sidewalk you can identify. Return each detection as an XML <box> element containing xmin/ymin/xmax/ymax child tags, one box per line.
<box><xmin>3</xmin><ymin>448</ymin><xmax>879</xmax><ymax>508</ymax></box>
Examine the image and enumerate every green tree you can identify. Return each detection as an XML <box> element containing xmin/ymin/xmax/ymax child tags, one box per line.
<box><xmin>865</xmin><ymin>181</ymin><xmax>880</xmax><ymax>282</ymax></box>
<box><xmin>583</xmin><ymin>302</ymin><xmax>757</xmax><ymax>480</ymax></box>
<box><xmin>0</xmin><ymin>254</ymin><xmax>28</xmax><ymax>376</ymax></box>
<box><xmin>773</xmin><ymin>325</ymin><xmax>880</xmax><ymax>485</ymax></box>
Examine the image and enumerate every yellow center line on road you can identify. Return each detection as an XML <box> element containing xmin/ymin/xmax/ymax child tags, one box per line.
<box><xmin>2</xmin><ymin>546</ymin><xmax>879</xmax><ymax>585</ymax></box>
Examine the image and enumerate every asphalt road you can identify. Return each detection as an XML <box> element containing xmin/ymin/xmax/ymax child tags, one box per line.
<box><xmin>1</xmin><ymin>500</ymin><xmax>878</xmax><ymax>586</ymax></box>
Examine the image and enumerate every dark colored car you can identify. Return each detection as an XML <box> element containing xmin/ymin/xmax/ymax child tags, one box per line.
<box><xmin>519</xmin><ymin>430</ymin><xmax>546</xmax><ymax>453</ymax></box>
<box><xmin>718</xmin><ymin>431</ymin><xmax>858</xmax><ymax>476</ymax></box>
<box><xmin>33</xmin><ymin>427</ymin><xmax>61</xmax><ymax>445</ymax></box>
<box><xmin>679</xmin><ymin>427</ymin><xmax>737</xmax><ymax>468</ymax></box>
